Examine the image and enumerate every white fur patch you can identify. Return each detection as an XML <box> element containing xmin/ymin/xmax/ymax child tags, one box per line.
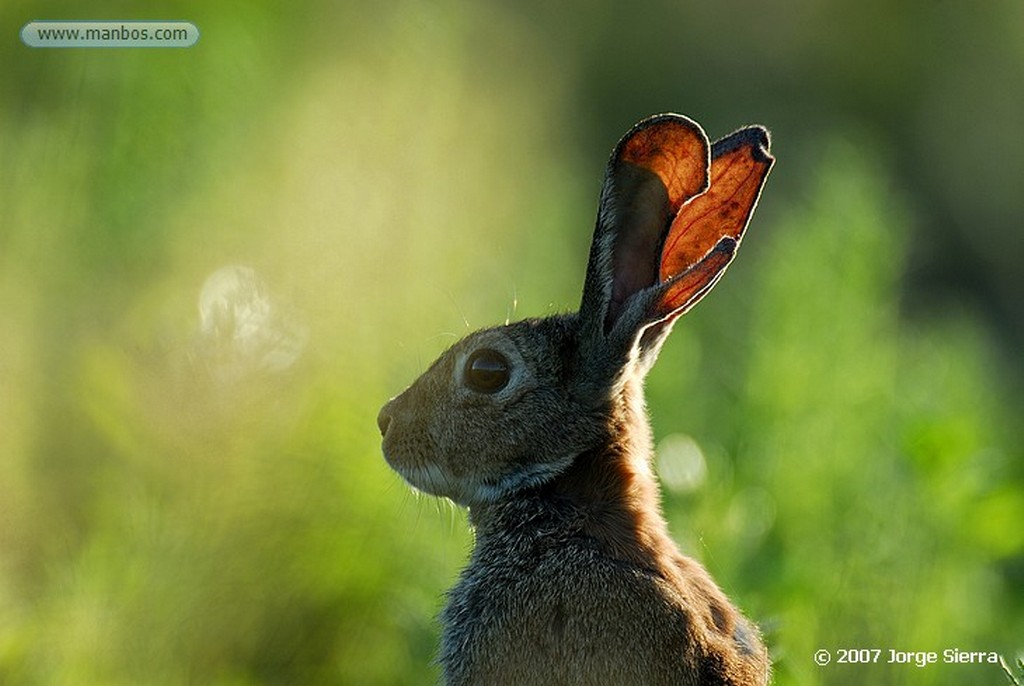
<box><xmin>399</xmin><ymin>462</ymin><xmax>465</xmax><ymax>501</ymax></box>
<box><xmin>469</xmin><ymin>454</ymin><xmax>575</xmax><ymax>504</ymax></box>
<box><xmin>400</xmin><ymin>456</ymin><xmax>577</xmax><ymax>508</ymax></box>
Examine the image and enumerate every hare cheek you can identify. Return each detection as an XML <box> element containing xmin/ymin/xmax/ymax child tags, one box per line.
<box><xmin>384</xmin><ymin>440</ymin><xmax>463</xmax><ymax>500</ymax></box>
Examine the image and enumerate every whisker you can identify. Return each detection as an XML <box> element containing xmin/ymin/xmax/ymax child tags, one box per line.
<box><xmin>505</xmin><ymin>283</ymin><xmax>519</xmax><ymax>325</ymax></box>
<box><xmin>441</xmin><ymin>289</ymin><xmax>472</xmax><ymax>331</ymax></box>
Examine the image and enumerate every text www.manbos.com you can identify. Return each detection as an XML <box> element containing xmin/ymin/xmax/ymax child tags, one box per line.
<box><xmin>21</xmin><ymin>21</ymin><xmax>199</xmax><ymax>48</ymax></box>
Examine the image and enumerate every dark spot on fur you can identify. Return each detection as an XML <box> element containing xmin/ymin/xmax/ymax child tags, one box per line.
<box><xmin>710</xmin><ymin>601</ymin><xmax>729</xmax><ymax>633</ymax></box>
<box><xmin>732</xmin><ymin>620</ymin><xmax>758</xmax><ymax>657</ymax></box>
<box><xmin>549</xmin><ymin>603</ymin><xmax>567</xmax><ymax>638</ymax></box>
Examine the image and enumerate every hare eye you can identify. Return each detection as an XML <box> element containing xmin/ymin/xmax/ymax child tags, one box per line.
<box><xmin>464</xmin><ymin>349</ymin><xmax>510</xmax><ymax>394</ymax></box>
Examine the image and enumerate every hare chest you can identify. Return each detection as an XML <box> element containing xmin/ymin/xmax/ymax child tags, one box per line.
<box><xmin>439</xmin><ymin>534</ymin><xmax>753</xmax><ymax>686</ymax></box>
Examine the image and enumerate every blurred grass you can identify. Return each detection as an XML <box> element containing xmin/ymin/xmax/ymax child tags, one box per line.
<box><xmin>2</xmin><ymin>1</ymin><xmax>1022</xmax><ymax>684</ymax></box>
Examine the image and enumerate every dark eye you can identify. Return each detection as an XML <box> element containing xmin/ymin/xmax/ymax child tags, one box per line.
<box><xmin>463</xmin><ymin>349</ymin><xmax>510</xmax><ymax>394</ymax></box>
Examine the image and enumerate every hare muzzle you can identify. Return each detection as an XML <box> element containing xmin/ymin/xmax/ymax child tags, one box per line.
<box><xmin>376</xmin><ymin>404</ymin><xmax>392</xmax><ymax>438</ymax></box>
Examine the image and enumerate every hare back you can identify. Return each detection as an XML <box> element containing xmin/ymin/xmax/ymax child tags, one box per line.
<box><xmin>439</xmin><ymin>497</ymin><xmax>768</xmax><ymax>686</ymax></box>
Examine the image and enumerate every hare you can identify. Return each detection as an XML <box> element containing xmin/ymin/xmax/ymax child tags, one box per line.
<box><xmin>378</xmin><ymin>113</ymin><xmax>774</xmax><ymax>685</ymax></box>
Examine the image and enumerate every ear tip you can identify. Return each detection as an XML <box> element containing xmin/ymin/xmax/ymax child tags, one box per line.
<box><xmin>716</xmin><ymin>235</ymin><xmax>740</xmax><ymax>254</ymax></box>
<box><xmin>618</xmin><ymin>113</ymin><xmax>710</xmax><ymax>154</ymax></box>
<box><xmin>712</xmin><ymin>125</ymin><xmax>774</xmax><ymax>164</ymax></box>
<box><xmin>634</xmin><ymin>112</ymin><xmax>707</xmax><ymax>136</ymax></box>
<box><xmin>747</xmin><ymin>125</ymin><xmax>773</xmax><ymax>159</ymax></box>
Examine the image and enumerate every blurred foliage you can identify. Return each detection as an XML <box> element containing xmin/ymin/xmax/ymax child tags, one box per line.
<box><xmin>2</xmin><ymin>0</ymin><xmax>1022</xmax><ymax>684</ymax></box>
<box><xmin>649</xmin><ymin>140</ymin><xmax>1023</xmax><ymax>685</ymax></box>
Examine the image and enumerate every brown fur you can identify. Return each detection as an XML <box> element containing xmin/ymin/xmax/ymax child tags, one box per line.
<box><xmin>451</xmin><ymin>375</ymin><xmax>768</xmax><ymax>685</ymax></box>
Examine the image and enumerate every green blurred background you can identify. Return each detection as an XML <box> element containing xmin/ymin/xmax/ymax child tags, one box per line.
<box><xmin>2</xmin><ymin>0</ymin><xmax>1022</xmax><ymax>684</ymax></box>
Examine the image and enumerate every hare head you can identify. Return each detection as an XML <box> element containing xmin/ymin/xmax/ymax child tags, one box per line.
<box><xmin>378</xmin><ymin>114</ymin><xmax>773</xmax><ymax>511</ymax></box>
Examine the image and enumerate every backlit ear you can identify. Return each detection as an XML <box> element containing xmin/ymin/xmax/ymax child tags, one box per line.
<box><xmin>579</xmin><ymin>114</ymin><xmax>710</xmax><ymax>339</ymax></box>
<box><xmin>655</xmin><ymin>126</ymin><xmax>773</xmax><ymax>319</ymax></box>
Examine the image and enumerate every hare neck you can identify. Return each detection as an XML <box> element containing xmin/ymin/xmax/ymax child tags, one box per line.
<box><xmin>543</xmin><ymin>431</ymin><xmax>677</xmax><ymax>572</ymax></box>
<box><xmin>470</xmin><ymin>375</ymin><xmax>681</xmax><ymax>574</ymax></box>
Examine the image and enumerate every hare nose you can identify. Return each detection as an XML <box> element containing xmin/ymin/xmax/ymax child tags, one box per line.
<box><xmin>377</xmin><ymin>405</ymin><xmax>393</xmax><ymax>437</ymax></box>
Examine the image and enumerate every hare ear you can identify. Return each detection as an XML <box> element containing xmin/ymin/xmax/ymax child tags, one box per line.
<box><xmin>653</xmin><ymin>126</ymin><xmax>774</xmax><ymax>321</ymax></box>
<box><xmin>579</xmin><ymin>114</ymin><xmax>710</xmax><ymax>347</ymax></box>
